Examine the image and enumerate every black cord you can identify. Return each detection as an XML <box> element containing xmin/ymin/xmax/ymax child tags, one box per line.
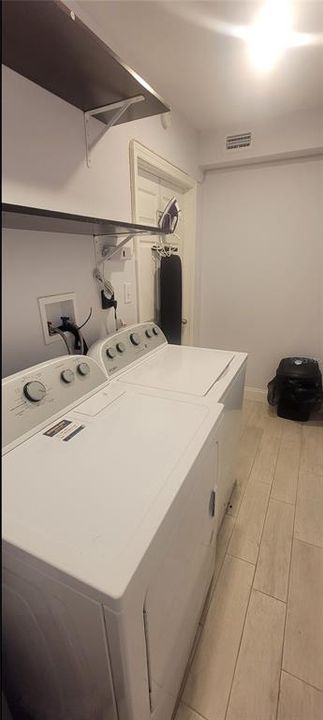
<box><xmin>76</xmin><ymin>307</ymin><xmax>93</xmax><ymax>330</ymax></box>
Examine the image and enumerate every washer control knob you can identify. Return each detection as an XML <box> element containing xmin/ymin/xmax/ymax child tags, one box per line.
<box><xmin>23</xmin><ymin>380</ymin><xmax>47</xmax><ymax>403</ymax></box>
<box><xmin>152</xmin><ymin>326</ymin><xmax>159</xmax><ymax>336</ymax></box>
<box><xmin>106</xmin><ymin>347</ymin><xmax>117</xmax><ymax>359</ymax></box>
<box><xmin>130</xmin><ymin>333</ymin><xmax>140</xmax><ymax>346</ymax></box>
<box><xmin>77</xmin><ymin>362</ymin><xmax>90</xmax><ymax>376</ymax></box>
<box><xmin>116</xmin><ymin>342</ymin><xmax>126</xmax><ymax>354</ymax></box>
<box><xmin>61</xmin><ymin>369</ymin><xmax>75</xmax><ymax>384</ymax></box>
<box><xmin>145</xmin><ymin>329</ymin><xmax>153</xmax><ymax>339</ymax></box>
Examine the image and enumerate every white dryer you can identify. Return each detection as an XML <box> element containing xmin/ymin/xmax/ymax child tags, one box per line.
<box><xmin>2</xmin><ymin>354</ymin><xmax>223</xmax><ymax>720</ymax></box>
<box><xmin>89</xmin><ymin>323</ymin><xmax>247</xmax><ymax>529</ymax></box>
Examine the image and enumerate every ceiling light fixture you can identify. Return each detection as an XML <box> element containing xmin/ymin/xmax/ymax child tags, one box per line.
<box><xmin>246</xmin><ymin>0</ymin><xmax>294</xmax><ymax>72</ymax></box>
<box><xmin>166</xmin><ymin>1</ymin><xmax>322</xmax><ymax>67</ymax></box>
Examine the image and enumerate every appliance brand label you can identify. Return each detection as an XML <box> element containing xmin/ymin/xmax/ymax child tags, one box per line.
<box><xmin>44</xmin><ymin>419</ymin><xmax>85</xmax><ymax>442</ymax></box>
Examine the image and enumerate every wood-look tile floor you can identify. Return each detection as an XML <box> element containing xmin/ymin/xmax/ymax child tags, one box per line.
<box><xmin>176</xmin><ymin>401</ymin><xmax>323</xmax><ymax>720</ymax></box>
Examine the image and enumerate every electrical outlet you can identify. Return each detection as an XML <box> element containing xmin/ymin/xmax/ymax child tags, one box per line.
<box><xmin>120</xmin><ymin>246</ymin><xmax>132</xmax><ymax>260</ymax></box>
<box><xmin>38</xmin><ymin>293</ymin><xmax>78</xmax><ymax>345</ymax></box>
<box><xmin>124</xmin><ymin>282</ymin><xmax>132</xmax><ymax>304</ymax></box>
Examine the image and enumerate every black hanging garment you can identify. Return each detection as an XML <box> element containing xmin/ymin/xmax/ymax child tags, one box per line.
<box><xmin>159</xmin><ymin>254</ymin><xmax>182</xmax><ymax>345</ymax></box>
<box><xmin>267</xmin><ymin>357</ymin><xmax>323</xmax><ymax>421</ymax></box>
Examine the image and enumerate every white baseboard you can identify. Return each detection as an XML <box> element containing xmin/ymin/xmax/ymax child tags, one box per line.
<box><xmin>244</xmin><ymin>386</ymin><xmax>267</xmax><ymax>403</ymax></box>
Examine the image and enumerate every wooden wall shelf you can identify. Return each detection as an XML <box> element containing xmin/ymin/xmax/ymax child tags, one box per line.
<box><xmin>2</xmin><ymin>203</ymin><xmax>163</xmax><ymax>240</ymax></box>
<box><xmin>2</xmin><ymin>0</ymin><xmax>169</xmax><ymax>128</ymax></box>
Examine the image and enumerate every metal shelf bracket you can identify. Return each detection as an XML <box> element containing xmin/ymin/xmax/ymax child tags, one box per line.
<box><xmin>95</xmin><ymin>234</ymin><xmax>137</xmax><ymax>265</ymax></box>
<box><xmin>84</xmin><ymin>95</ymin><xmax>145</xmax><ymax>167</ymax></box>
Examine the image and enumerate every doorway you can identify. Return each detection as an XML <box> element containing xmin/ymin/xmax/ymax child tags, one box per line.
<box><xmin>130</xmin><ymin>140</ymin><xmax>197</xmax><ymax>345</ymax></box>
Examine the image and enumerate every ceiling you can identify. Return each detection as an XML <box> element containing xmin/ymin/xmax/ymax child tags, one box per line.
<box><xmin>77</xmin><ymin>1</ymin><xmax>323</xmax><ymax>130</ymax></box>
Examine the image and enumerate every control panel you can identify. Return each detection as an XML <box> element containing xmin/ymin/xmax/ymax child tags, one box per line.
<box><xmin>88</xmin><ymin>322</ymin><xmax>167</xmax><ymax>378</ymax></box>
<box><xmin>2</xmin><ymin>356</ymin><xmax>107</xmax><ymax>451</ymax></box>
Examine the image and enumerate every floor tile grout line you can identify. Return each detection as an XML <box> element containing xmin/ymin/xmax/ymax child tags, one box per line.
<box><xmin>251</xmin><ymin>425</ymin><xmax>283</xmax><ymax>592</ymax></box>
<box><xmin>292</xmin><ymin>536</ymin><xmax>323</xmax><ymax>551</ymax></box>
<box><xmin>276</xmin><ymin>665</ymin><xmax>284</xmax><ymax>720</ymax></box>
<box><xmin>281</xmin><ymin>668</ymin><xmax>323</xmax><ymax>695</ymax></box>
<box><xmin>228</xmin><ymin>550</ymin><xmax>255</xmax><ymax>566</ymax></box>
<box><xmin>223</xmin><ymin>566</ymin><xmax>256</xmax><ymax>720</ymax></box>
<box><xmin>299</xmin><ymin>421</ymin><xmax>323</xmax><ymax>477</ymax></box>
<box><xmin>226</xmin><ymin>552</ymin><xmax>255</xmax><ymax>567</ymax></box>
<box><xmin>270</xmin><ymin>423</ymin><xmax>302</xmax><ymax>506</ymax></box>
<box><xmin>299</xmin><ymin>464</ymin><xmax>323</xmax><ymax>478</ymax></box>
<box><xmin>215</xmin><ymin>412</ymin><xmax>266</xmax><ymax>719</ymax></box>
<box><xmin>218</xmin><ymin>411</ymin><xmax>262</xmax><ymax>720</ymax></box>
<box><xmin>180</xmin><ymin>699</ymin><xmax>209</xmax><ymax>720</ymax></box>
<box><xmin>251</xmin><ymin>586</ymin><xmax>285</xmax><ymax>606</ymax></box>
<box><xmin>269</xmin><ymin>495</ymin><xmax>296</xmax><ymax>507</ymax></box>
<box><xmin>275</xmin><ymin>519</ymin><xmax>296</xmax><ymax>718</ymax></box>
<box><xmin>227</xmin><ymin>420</ymin><xmax>264</xmax><ymax>529</ymax></box>
<box><xmin>248</xmin><ymin>584</ymin><xmax>288</xmax><ymax>604</ymax></box>
<box><xmin>230</xmin><ymin>408</ymin><xmax>296</xmax><ymax>720</ymax></box>
<box><xmin>269</xmin><ymin>426</ymin><xmax>292</xmax><ymax>720</ymax></box>
<box><xmin>204</xmin><ymin>515</ymin><xmax>236</xmax><ymax>614</ymax></box>
<box><xmin>252</xmin><ymin>495</ymin><xmax>296</xmax><ymax>600</ymax></box>
<box><xmin>238</xmin><ymin>410</ymin><xmax>285</xmax><ymax>720</ymax></box>
<box><xmin>276</xmin><ymin>423</ymin><xmax>302</xmax><ymax>719</ymax></box>
<box><xmin>250</xmin><ymin>478</ymin><xmax>275</xmax><ymax>489</ymax></box>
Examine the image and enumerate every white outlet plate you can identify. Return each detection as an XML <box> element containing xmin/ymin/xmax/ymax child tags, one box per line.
<box><xmin>38</xmin><ymin>293</ymin><xmax>78</xmax><ymax>345</ymax></box>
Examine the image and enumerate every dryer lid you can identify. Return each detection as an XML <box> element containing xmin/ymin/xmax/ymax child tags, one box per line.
<box><xmin>119</xmin><ymin>345</ymin><xmax>235</xmax><ymax>396</ymax></box>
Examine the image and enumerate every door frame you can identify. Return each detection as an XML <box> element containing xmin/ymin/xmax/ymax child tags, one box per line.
<box><xmin>129</xmin><ymin>139</ymin><xmax>197</xmax><ymax>345</ymax></box>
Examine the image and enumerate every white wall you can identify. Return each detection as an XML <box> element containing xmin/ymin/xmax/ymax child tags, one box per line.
<box><xmin>199</xmin><ymin>107</ymin><xmax>323</xmax><ymax>170</ymax></box>
<box><xmin>197</xmin><ymin>156</ymin><xmax>323</xmax><ymax>390</ymax></box>
<box><xmin>3</xmin><ymin>56</ymin><xmax>322</xmax><ymax>387</ymax></box>
<box><xmin>2</xmin><ymin>65</ymin><xmax>199</xmax><ymax>376</ymax></box>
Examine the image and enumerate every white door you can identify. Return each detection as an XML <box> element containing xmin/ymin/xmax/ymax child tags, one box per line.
<box><xmin>135</xmin><ymin>167</ymin><xmax>193</xmax><ymax>345</ymax></box>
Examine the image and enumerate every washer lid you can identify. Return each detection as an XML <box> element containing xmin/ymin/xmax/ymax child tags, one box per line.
<box><xmin>2</xmin><ymin>387</ymin><xmax>222</xmax><ymax>601</ymax></box>
<box><xmin>119</xmin><ymin>345</ymin><xmax>235</xmax><ymax>396</ymax></box>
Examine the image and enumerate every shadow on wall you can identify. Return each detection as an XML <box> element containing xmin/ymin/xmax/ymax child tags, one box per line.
<box><xmin>2</xmin><ymin>68</ymin><xmax>84</xmax><ymax>192</ymax></box>
<box><xmin>2</xmin><ymin>66</ymin><xmax>134</xmax><ymax>220</ymax></box>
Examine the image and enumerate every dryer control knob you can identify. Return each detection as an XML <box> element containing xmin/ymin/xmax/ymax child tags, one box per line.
<box><xmin>116</xmin><ymin>342</ymin><xmax>126</xmax><ymax>354</ymax></box>
<box><xmin>130</xmin><ymin>333</ymin><xmax>140</xmax><ymax>346</ymax></box>
<box><xmin>23</xmin><ymin>380</ymin><xmax>47</xmax><ymax>403</ymax></box>
<box><xmin>61</xmin><ymin>369</ymin><xmax>75</xmax><ymax>384</ymax></box>
<box><xmin>145</xmin><ymin>329</ymin><xmax>153</xmax><ymax>338</ymax></box>
<box><xmin>106</xmin><ymin>347</ymin><xmax>117</xmax><ymax>359</ymax></box>
<box><xmin>77</xmin><ymin>362</ymin><xmax>90</xmax><ymax>376</ymax></box>
<box><xmin>152</xmin><ymin>327</ymin><xmax>159</xmax><ymax>336</ymax></box>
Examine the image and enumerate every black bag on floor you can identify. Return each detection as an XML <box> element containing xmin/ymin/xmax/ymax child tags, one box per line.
<box><xmin>267</xmin><ymin>357</ymin><xmax>323</xmax><ymax>422</ymax></box>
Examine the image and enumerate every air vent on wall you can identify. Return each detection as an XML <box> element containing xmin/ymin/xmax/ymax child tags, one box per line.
<box><xmin>226</xmin><ymin>132</ymin><xmax>252</xmax><ymax>150</ymax></box>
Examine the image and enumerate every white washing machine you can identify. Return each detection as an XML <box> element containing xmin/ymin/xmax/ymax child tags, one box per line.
<box><xmin>89</xmin><ymin>322</ymin><xmax>247</xmax><ymax>530</ymax></box>
<box><xmin>2</xmin><ymin>354</ymin><xmax>224</xmax><ymax>720</ymax></box>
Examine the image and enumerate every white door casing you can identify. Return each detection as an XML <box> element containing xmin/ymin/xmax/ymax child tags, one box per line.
<box><xmin>129</xmin><ymin>140</ymin><xmax>197</xmax><ymax>345</ymax></box>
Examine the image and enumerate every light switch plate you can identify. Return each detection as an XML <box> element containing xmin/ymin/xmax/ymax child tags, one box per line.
<box><xmin>124</xmin><ymin>283</ymin><xmax>132</xmax><ymax>304</ymax></box>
